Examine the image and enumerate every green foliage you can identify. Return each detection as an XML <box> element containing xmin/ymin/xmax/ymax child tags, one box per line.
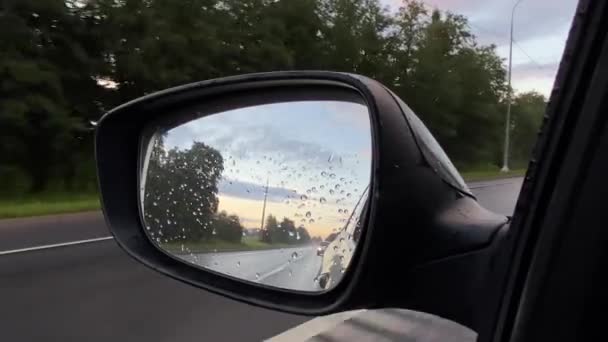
<box><xmin>144</xmin><ymin>137</ymin><xmax>224</xmax><ymax>242</ymax></box>
<box><xmin>213</xmin><ymin>211</ymin><xmax>244</xmax><ymax>242</ymax></box>
<box><xmin>261</xmin><ymin>214</ymin><xmax>311</xmax><ymax>245</ymax></box>
<box><xmin>1</xmin><ymin>0</ymin><xmax>547</xmax><ymax>200</ymax></box>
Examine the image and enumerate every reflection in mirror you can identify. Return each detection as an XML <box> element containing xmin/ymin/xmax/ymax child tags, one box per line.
<box><xmin>140</xmin><ymin>100</ymin><xmax>372</xmax><ymax>292</ymax></box>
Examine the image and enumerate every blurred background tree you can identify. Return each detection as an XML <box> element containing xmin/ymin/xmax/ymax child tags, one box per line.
<box><xmin>1</xmin><ymin>0</ymin><xmax>546</xmax><ymax>198</ymax></box>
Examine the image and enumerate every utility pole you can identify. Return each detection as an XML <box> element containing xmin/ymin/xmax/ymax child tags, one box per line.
<box><xmin>259</xmin><ymin>176</ymin><xmax>269</xmax><ymax>230</ymax></box>
<box><xmin>502</xmin><ymin>0</ymin><xmax>523</xmax><ymax>172</ymax></box>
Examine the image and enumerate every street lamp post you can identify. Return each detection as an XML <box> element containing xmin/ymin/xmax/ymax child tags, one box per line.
<box><xmin>502</xmin><ymin>0</ymin><xmax>523</xmax><ymax>172</ymax></box>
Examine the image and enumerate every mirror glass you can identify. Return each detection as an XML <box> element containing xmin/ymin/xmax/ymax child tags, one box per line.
<box><xmin>140</xmin><ymin>99</ymin><xmax>372</xmax><ymax>292</ymax></box>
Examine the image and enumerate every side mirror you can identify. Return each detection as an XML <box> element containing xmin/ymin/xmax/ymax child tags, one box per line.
<box><xmin>96</xmin><ymin>71</ymin><xmax>508</xmax><ymax>328</ymax></box>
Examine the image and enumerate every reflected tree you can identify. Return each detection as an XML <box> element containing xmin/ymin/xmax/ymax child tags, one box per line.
<box><xmin>144</xmin><ymin>136</ymin><xmax>224</xmax><ymax>243</ymax></box>
<box><xmin>213</xmin><ymin>211</ymin><xmax>244</xmax><ymax>243</ymax></box>
<box><xmin>261</xmin><ymin>214</ymin><xmax>311</xmax><ymax>245</ymax></box>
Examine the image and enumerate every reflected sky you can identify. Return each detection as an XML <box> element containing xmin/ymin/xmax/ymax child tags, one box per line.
<box><xmin>163</xmin><ymin>100</ymin><xmax>372</xmax><ymax>238</ymax></box>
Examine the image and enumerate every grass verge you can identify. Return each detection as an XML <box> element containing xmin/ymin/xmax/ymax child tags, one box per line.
<box><xmin>461</xmin><ymin>169</ymin><xmax>526</xmax><ymax>182</ymax></box>
<box><xmin>162</xmin><ymin>236</ymin><xmax>296</xmax><ymax>254</ymax></box>
<box><xmin>0</xmin><ymin>193</ymin><xmax>100</xmax><ymax>219</ymax></box>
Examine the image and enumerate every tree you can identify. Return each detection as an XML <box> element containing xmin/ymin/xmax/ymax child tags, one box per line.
<box><xmin>509</xmin><ymin>92</ymin><xmax>546</xmax><ymax>167</ymax></box>
<box><xmin>144</xmin><ymin>137</ymin><xmax>224</xmax><ymax>243</ymax></box>
<box><xmin>213</xmin><ymin>211</ymin><xmax>244</xmax><ymax>242</ymax></box>
<box><xmin>296</xmin><ymin>226</ymin><xmax>312</xmax><ymax>243</ymax></box>
<box><xmin>0</xmin><ymin>0</ymin><xmax>105</xmax><ymax>193</ymax></box>
<box><xmin>260</xmin><ymin>214</ymin><xmax>278</xmax><ymax>243</ymax></box>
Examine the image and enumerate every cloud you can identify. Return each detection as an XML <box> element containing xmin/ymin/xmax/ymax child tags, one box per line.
<box><xmin>218</xmin><ymin>178</ymin><xmax>297</xmax><ymax>203</ymax></box>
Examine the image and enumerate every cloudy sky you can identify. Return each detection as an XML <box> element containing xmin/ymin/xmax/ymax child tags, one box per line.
<box><xmin>385</xmin><ymin>0</ymin><xmax>578</xmax><ymax>97</ymax></box>
<box><xmin>163</xmin><ymin>100</ymin><xmax>373</xmax><ymax>237</ymax></box>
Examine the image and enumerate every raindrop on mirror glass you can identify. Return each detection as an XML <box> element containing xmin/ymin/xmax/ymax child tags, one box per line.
<box><xmin>300</xmin><ymin>195</ymin><xmax>308</xmax><ymax>200</ymax></box>
<box><xmin>338</xmin><ymin>209</ymin><xmax>343</xmax><ymax>214</ymax></box>
<box><xmin>305</xmin><ymin>211</ymin><xmax>312</xmax><ymax>218</ymax></box>
<box><xmin>346</xmin><ymin>193</ymin><xmax>351</xmax><ymax>197</ymax></box>
<box><xmin>291</xmin><ymin>252</ymin><xmax>298</xmax><ymax>259</ymax></box>
<box><xmin>329</xmin><ymin>173</ymin><xmax>336</xmax><ymax>179</ymax></box>
<box><xmin>329</xmin><ymin>189</ymin><xmax>335</xmax><ymax>195</ymax></box>
<box><xmin>236</xmin><ymin>261</ymin><xmax>241</xmax><ymax>267</ymax></box>
<box><xmin>333</xmin><ymin>245</ymin><xmax>338</xmax><ymax>252</ymax></box>
<box><xmin>319</xmin><ymin>197</ymin><xmax>326</xmax><ymax>204</ymax></box>
<box><xmin>255</xmin><ymin>273</ymin><xmax>260</xmax><ymax>280</ymax></box>
<box><xmin>321</xmin><ymin>171</ymin><xmax>327</xmax><ymax>177</ymax></box>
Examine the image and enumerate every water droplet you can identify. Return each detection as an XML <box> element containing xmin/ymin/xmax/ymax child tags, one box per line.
<box><xmin>329</xmin><ymin>189</ymin><xmax>335</xmax><ymax>195</ymax></box>
<box><xmin>335</xmin><ymin>184</ymin><xmax>340</xmax><ymax>190</ymax></box>
<box><xmin>300</xmin><ymin>195</ymin><xmax>308</xmax><ymax>200</ymax></box>
<box><xmin>320</xmin><ymin>185</ymin><xmax>325</xmax><ymax>189</ymax></box>
<box><xmin>333</xmin><ymin>245</ymin><xmax>338</xmax><ymax>252</ymax></box>
<box><xmin>152</xmin><ymin>202</ymin><xmax>158</xmax><ymax>206</ymax></box>
<box><xmin>338</xmin><ymin>209</ymin><xmax>344</xmax><ymax>214</ymax></box>
<box><xmin>321</xmin><ymin>171</ymin><xmax>327</xmax><ymax>177</ymax></box>
<box><xmin>340</xmin><ymin>268</ymin><xmax>346</xmax><ymax>274</ymax></box>
<box><xmin>212</xmin><ymin>229</ymin><xmax>217</xmax><ymax>235</ymax></box>
<box><xmin>292</xmin><ymin>252</ymin><xmax>298</xmax><ymax>259</ymax></box>
<box><xmin>309</xmin><ymin>218</ymin><xmax>315</xmax><ymax>223</ymax></box>
<box><xmin>346</xmin><ymin>193</ymin><xmax>351</xmax><ymax>197</ymax></box>
<box><xmin>236</xmin><ymin>261</ymin><xmax>241</xmax><ymax>267</ymax></box>
<box><xmin>340</xmin><ymin>238</ymin><xmax>345</xmax><ymax>243</ymax></box>
<box><xmin>288</xmin><ymin>269</ymin><xmax>293</xmax><ymax>277</ymax></box>
<box><xmin>344</xmin><ymin>209</ymin><xmax>349</xmax><ymax>214</ymax></box>
<box><xmin>329</xmin><ymin>173</ymin><xmax>336</xmax><ymax>179</ymax></box>
<box><xmin>306</xmin><ymin>189</ymin><xmax>311</xmax><ymax>195</ymax></box>
<box><xmin>328</xmin><ymin>154</ymin><xmax>334</xmax><ymax>163</ymax></box>
<box><xmin>319</xmin><ymin>197</ymin><xmax>326</xmax><ymax>204</ymax></box>
<box><xmin>255</xmin><ymin>273</ymin><xmax>260</xmax><ymax>280</ymax></box>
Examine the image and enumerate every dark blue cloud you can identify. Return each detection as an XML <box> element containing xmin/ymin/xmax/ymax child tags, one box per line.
<box><xmin>218</xmin><ymin>178</ymin><xmax>297</xmax><ymax>203</ymax></box>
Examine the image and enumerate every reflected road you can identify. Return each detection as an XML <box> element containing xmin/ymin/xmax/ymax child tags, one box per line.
<box><xmin>180</xmin><ymin>245</ymin><xmax>322</xmax><ymax>291</ymax></box>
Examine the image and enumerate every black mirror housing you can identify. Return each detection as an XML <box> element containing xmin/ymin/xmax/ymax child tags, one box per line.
<box><xmin>96</xmin><ymin>71</ymin><xmax>507</xmax><ymax>325</ymax></box>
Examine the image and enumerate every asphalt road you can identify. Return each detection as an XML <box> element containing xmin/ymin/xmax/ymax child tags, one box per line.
<box><xmin>0</xmin><ymin>177</ymin><xmax>522</xmax><ymax>341</ymax></box>
<box><xmin>181</xmin><ymin>245</ymin><xmax>322</xmax><ymax>291</ymax></box>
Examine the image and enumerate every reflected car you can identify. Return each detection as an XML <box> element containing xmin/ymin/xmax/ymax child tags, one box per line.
<box><xmin>317</xmin><ymin>233</ymin><xmax>338</xmax><ymax>256</ymax></box>
<box><xmin>316</xmin><ymin>241</ymin><xmax>330</xmax><ymax>256</ymax></box>
<box><xmin>316</xmin><ymin>188</ymin><xmax>368</xmax><ymax>290</ymax></box>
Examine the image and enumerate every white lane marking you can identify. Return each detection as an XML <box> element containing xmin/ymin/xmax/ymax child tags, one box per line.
<box><xmin>0</xmin><ymin>236</ymin><xmax>114</xmax><ymax>256</ymax></box>
<box><xmin>257</xmin><ymin>249</ymin><xmax>308</xmax><ymax>282</ymax></box>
